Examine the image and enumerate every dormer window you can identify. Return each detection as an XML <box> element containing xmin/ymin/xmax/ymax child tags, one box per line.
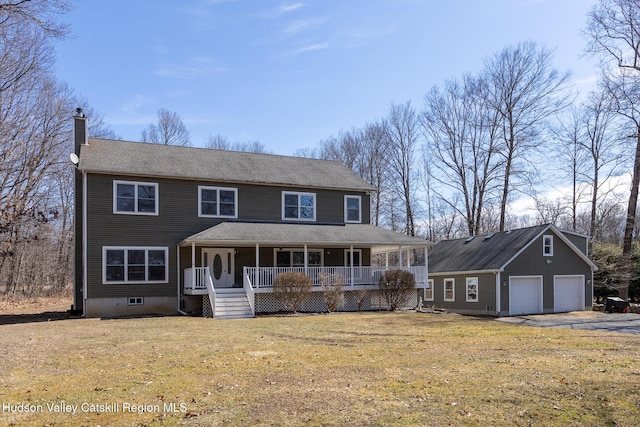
<box><xmin>113</xmin><ymin>180</ymin><xmax>158</xmax><ymax>215</ymax></box>
<box><xmin>282</xmin><ymin>191</ymin><xmax>316</xmax><ymax>221</ymax></box>
<box><xmin>543</xmin><ymin>235</ymin><xmax>553</xmax><ymax>256</ymax></box>
<box><xmin>344</xmin><ymin>195</ymin><xmax>362</xmax><ymax>223</ymax></box>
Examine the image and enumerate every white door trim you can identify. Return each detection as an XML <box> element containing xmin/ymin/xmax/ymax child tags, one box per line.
<box><xmin>202</xmin><ymin>248</ymin><xmax>234</xmax><ymax>288</ymax></box>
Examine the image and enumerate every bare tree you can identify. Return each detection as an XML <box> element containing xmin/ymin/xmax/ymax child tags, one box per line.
<box><xmin>422</xmin><ymin>75</ymin><xmax>503</xmax><ymax>236</ymax></box>
<box><xmin>360</xmin><ymin>121</ymin><xmax>391</xmax><ymax>226</ymax></box>
<box><xmin>0</xmin><ymin>0</ymin><xmax>72</xmax><ymax>39</ymax></box>
<box><xmin>384</xmin><ymin>101</ymin><xmax>420</xmax><ymax>236</ymax></box>
<box><xmin>140</xmin><ymin>108</ymin><xmax>191</xmax><ymax>146</ymax></box>
<box><xmin>483</xmin><ymin>41</ymin><xmax>571</xmax><ymax>231</ymax></box>
<box><xmin>204</xmin><ymin>133</ymin><xmax>270</xmax><ymax>153</ymax></box>
<box><xmin>586</xmin><ymin>0</ymin><xmax>640</xmax><ymax>298</ymax></box>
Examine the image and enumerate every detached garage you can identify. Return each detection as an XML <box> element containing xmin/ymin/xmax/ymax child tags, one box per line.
<box><xmin>426</xmin><ymin>224</ymin><xmax>598</xmax><ymax>317</ymax></box>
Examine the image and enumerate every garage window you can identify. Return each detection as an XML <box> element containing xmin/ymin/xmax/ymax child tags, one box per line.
<box><xmin>444</xmin><ymin>278</ymin><xmax>455</xmax><ymax>301</ymax></box>
<box><xmin>424</xmin><ymin>279</ymin><xmax>434</xmax><ymax>301</ymax></box>
<box><xmin>466</xmin><ymin>277</ymin><xmax>478</xmax><ymax>302</ymax></box>
<box><xmin>543</xmin><ymin>235</ymin><xmax>553</xmax><ymax>256</ymax></box>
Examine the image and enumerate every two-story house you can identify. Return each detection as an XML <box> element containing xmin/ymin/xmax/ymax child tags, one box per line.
<box><xmin>72</xmin><ymin>112</ymin><xmax>431</xmax><ymax>318</ymax></box>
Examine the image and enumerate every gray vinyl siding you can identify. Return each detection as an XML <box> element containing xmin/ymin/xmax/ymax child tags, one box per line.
<box><xmin>428</xmin><ymin>273</ymin><xmax>497</xmax><ymax>316</ymax></box>
<box><xmin>500</xmin><ymin>233</ymin><xmax>593</xmax><ymax>314</ymax></box>
<box><xmin>561</xmin><ymin>232</ymin><xmax>589</xmax><ymax>256</ymax></box>
<box><xmin>86</xmin><ymin>173</ymin><xmax>371</xmax><ymax>298</ymax></box>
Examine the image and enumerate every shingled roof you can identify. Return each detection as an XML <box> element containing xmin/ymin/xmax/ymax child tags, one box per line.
<box><xmin>428</xmin><ymin>224</ymin><xmax>596</xmax><ymax>273</ymax></box>
<box><xmin>78</xmin><ymin>138</ymin><xmax>375</xmax><ymax>192</ymax></box>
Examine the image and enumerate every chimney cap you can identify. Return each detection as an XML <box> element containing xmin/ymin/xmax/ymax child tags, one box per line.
<box><xmin>75</xmin><ymin>107</ymin><xmax>85</xmax><ymax>118</ymax></box>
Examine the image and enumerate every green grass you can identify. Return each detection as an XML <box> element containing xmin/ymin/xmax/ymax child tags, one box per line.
<box><xmin>1</xmin><ymin>312</ymin><xmax>639</xmax><ymax>426</ymax></box>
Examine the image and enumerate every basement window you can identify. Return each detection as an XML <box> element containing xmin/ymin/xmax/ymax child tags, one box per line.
<box><xmin>128</xmin><ymin>297</ymin><xmax>144</xmax><ymax>306</ymax></box>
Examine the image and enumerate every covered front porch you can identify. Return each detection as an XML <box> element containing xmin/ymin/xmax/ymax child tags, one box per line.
<box><xmin>178</xmin><ymin>221</ymin><xmax>431</xmax><ymax>317</ymax></box>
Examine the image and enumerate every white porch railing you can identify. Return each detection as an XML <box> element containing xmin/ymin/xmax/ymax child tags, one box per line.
<box><xmin>184</xmin><ymin>267</ymin><xmax>216</xmax><ymax>316</ymax></box>
<box><xmin>243</xmin><ymin>266</ymin><xmax>427</xmax><ymax>289</ymax></box>
<box><xmin>184</xmin><ymin>267</ymin><xmax>209</xmax><ymax>292</ymax></box>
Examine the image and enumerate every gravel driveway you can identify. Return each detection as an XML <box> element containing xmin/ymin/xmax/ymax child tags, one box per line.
<box><xmin>497</xmin><ymin>311</ymin><xmax>640</xmax><ymax>335</ymax></box>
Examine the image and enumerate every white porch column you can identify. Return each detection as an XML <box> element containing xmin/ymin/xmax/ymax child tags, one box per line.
<box><xmin>349</xmin><ymin>245</ymin><xmax>354</xmax><ymax>286</ymax></box>
<box><xmin>255</xmin><ymin>243</ymin><xmax>260</xmax><ymax>288</ymax></box>
<box><xmin>385</xmin><ymin>252</ymin><xmax>389</xmax><ymax>268</ymax></box>
<box><xmin>398</xmin><ymin>246</ymin><xmax>403</xmax><ymax>268</ymax></box>
<box><xmin>191</xmin><ymin>242</ymin><xmax>196</xmax><ymax>288</ymax></box>
<box><xmin>304</xmin><ymin>244</ymin><xmax>308</xmax><ymax>277</ymax></box>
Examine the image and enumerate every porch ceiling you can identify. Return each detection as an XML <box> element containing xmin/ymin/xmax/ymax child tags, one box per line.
<box><xmin>180</xmin><ymin>221</ymin><xmax>431</xmax><ymax>251</ymax></box>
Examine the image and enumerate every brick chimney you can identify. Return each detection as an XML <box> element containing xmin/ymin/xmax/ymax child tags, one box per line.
<box><xmin>73</xmin><ymin>107</ymin><xmax>88</xmax><ymax>156</ymax></box>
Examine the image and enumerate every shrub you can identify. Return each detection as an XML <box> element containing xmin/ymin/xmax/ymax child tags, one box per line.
<box><xmin>273</xmin><ymin>271</ymin><xmax>313</xmax><ymax>313</ymax></box>
<box><xmin>354</xmin><ymin>288</ymin><xmax>368</xmax><ymax>311</ymax></box>
<box><xmin>319</xmin><ymin>273</ymin><xmax>345</xmax><ymax>312</ymax></box>
<box><xmin>378</xmin><ymin>269</ymin><xmax>416</xmax><ymax>311</ymax></box>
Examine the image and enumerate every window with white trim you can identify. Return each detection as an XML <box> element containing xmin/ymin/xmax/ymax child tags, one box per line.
<box><xmin>344</xmin><ymin>195</ymin><xmax>362</xmax><ymax>223</ymax></box>
<box><xmin>275</xmin><ymin>248</ymin><xmax>323</xmax><ymax>267</ymax></box>
<box><xmin>282</xmin><ymin>191</ymin><xmax>316</xmax><ymax>221</ymax></box>
<box><xmin>198</xmin><ymin>186</ymin><xmax>238</xmax><ymax>218</ymax></box>
<box><xmin>424</xmin><ymin>279</ymin><xmax>434</xmax><ymax>301</ymax></box>
<box><xmin>466</xmin><ymin>277</ymin><xmax>478</xmax><ymax>302</ymax></box>
<box><xmin>444</xmin><ymin>278</ymin><xmax>455</xmax><ymax>301</ymax></box>
<box><xmin>114</xmin><ymin>181</ymin><xmax>158</xmax><ymax>215</ymax></box>
<box><xmin>103</xmin><ymin>247</ymin><xmax>168</xmax><ymax>284</ymax></box>
<box><xmin>543</xmin><ymin>235</ymin><xmax>554</xmax><ymax>256</ymax></box>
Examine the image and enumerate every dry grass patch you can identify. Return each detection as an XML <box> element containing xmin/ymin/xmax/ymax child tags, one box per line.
<box><xmin>0</xmin><ymin>312</ymin><xmax>639</xmax><ymax>426</ymax></box>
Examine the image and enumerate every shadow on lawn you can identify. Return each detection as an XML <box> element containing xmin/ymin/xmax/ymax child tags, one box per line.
<box><xmin>0</xmin><ymin>311</ymin><xmax>79</xmax><ymax>325</ymax></box>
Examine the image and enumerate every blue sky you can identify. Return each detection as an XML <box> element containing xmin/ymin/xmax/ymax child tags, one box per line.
<box><xmin>55</xmin><ymin>0</ymin><xmax>600</xmax><ymax>155</ymax></box>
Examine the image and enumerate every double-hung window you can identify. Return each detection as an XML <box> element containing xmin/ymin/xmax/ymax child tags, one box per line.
<box><xmin>543</xmin><ymin>235</ymin><xmax>553</xmax><ymax>256</ymax></box>
<box><xmin>198</xmin><ymin>186</ymin><xmax>238</xmax><ymax>218</ymax></box>
<box><xmin>282</xmin><ymin>192</ymin><xmax>316</xmax><ymax>221</ymax></box>
<box><xmin>344</xmin><ymin>195</ymin><xmax>362</xmax><ymax>223</ymax></box>
<box><xmin>103</xmin><ymin>247</ymin><xmax>168</xmax><ymax>284</ymax></box>
<box><xmin>466</xmin><ymin>277</ymin><xmax>478</xmax><ymax>302</ymax></box>
<box><xmin>114</xmin><ymin>181</ymin><xmax>158</xmax><ymax>215</ymax></box>
<box><xmin>444</xmin><ymin>278</ymin><xmax>455</xmax><ymax>301</ymax></box>
<box><xmin>424</xmin><ymin>279</ymin><xmax>434</xmax><ymax>301</ymax></box>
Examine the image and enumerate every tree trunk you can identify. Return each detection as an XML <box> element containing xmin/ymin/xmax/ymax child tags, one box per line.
<box><xmin>619</xmin><ymin>129</ymin><xmax>640</xmax><ymax>299</ymax></box>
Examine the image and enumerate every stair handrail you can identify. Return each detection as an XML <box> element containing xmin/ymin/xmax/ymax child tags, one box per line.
<box><xmin>204</xmin><ymin>269</ymin><xmax>216</xmax><ymax>317</ymax></box>
<box><xmin>243</xmin><ymin>271</ymin><xmax>256</xmax><ymax>316</ymax></box>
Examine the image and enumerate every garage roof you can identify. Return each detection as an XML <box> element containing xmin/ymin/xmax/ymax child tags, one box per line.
<box><xmin>428</xmin><ymin>224</ymin><xmax>597</xmax><ymax>273</ymax></box>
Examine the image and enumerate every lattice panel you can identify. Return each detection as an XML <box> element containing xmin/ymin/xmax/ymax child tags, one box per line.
<box><xmin>255</xmin><ymin>290</ymin><xmax>417</xmax><ymax>313</ymax></box>
<box><xmin>202</xmin><ymin>295</ymin><xmax>213</xmax><ymax>318</ymax></box>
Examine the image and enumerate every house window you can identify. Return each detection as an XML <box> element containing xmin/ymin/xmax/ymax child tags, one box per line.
<box><xmin>424</xmin><ymin>279</ymin><xmax>434</xmax><ymax>301</ymax></box>
<box><xmin>103</xmin><ymin>247</ymin><xmax>168</xmax><ymax>284</ymax></box>
<box><xmin>275</xmin><ymin>249</ymin><xmax>323</xmax><ymax>267</ymax></box>
<box><xmin>128</xmin><ymin>297</ymin><xmax>144</xmax><ymax>306</ymax></box>
<box><xmin>444</xmin><ymin>278</ymin><xmax>455</xmax><ymax>301</ymax></box>
<box><xmin>198</xmin><ymin>186</ymin><xmax>238</xmax><ymax>218</ymax></box>
<box><xmin>543</xmin><ymin>235</ymin><xmax>554</xmax><ymax>256</ymax></box>
<box><xmin>466</xmin><ymin>277</ymin><xmax>478</xmax><ymax>302</ymax></box>
<box><xmin>344</xmin><ymin>195</ymin><xmax>362</xmax><ymax>223</ymax></box>
<box><xmin>114</xmin><ymin>181</ymin><xmax>158</xmax><ymax>215</ymax></box>
<box><xmin>282</xmin><ymin>192</ymin><xmax>316</xmax><ymax>221</ymax></box>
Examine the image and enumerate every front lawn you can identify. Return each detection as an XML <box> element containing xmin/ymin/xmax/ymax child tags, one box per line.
<box><xmin>0</xmin><ymin>312</ymin><xmax>639</xmax><ymax>426</ymax></box>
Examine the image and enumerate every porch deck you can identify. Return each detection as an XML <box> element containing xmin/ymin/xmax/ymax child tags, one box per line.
<box><xmin>183</xmin><ymin>265</ymin><xmax>427</xmax><ymax>295</ymax></box>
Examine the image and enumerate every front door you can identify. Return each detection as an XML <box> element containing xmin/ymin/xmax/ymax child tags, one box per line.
<box><xmin>203</xmin><ymin>249</ymin><xmax>234</xmax><ymax>288</ymax></box>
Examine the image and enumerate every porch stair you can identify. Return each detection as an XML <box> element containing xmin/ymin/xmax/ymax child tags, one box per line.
<box><xmin>213</xmin><ymin>289</ymin><xmax>254</xmax><ymax>320</ymax></box>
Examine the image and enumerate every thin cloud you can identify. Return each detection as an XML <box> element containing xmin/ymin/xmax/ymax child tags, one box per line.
<box><xmin>156</xmin><ymin>58</ymin><xmax>229</xmax><ymax>79</ymax></box>
<box><xmin>288</xmin><ymin>43</ymin><xmax>328</xmax><ymax>55</ymax></box>
<box><xmin>284</xmin><ymin>18</ymin><xmax>326</xmax><ymax>35</ymax></box>
<box><xmin>258</xmin><ymin>2</ymin><xmax>306</xmax><ymax>19</ymax></box>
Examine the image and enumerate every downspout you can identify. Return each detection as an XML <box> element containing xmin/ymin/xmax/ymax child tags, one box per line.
<box><xmin>82</xmin><ymin>171</ymin><xmax>87</xmax><ymax>317</ymax></box>
<box><xmin>177</xmin><ymin>244</ymin><xmax>188</xmax><ymax>315</ymax></box>
<box><xmin>495</xmin><ymin>270</ymin><xmax>501</xmax><ymax>316</ymax></box>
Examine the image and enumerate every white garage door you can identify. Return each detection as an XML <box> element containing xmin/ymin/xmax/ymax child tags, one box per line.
<box><xmin>509</xmin><ymin>277</ymin><xmax>543</xmax><ymax>316</ymax></box>
<box><xmin>554</xmin><ymin>276</ymin><xmax>585</xmax><ymax>313</ymax></box>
